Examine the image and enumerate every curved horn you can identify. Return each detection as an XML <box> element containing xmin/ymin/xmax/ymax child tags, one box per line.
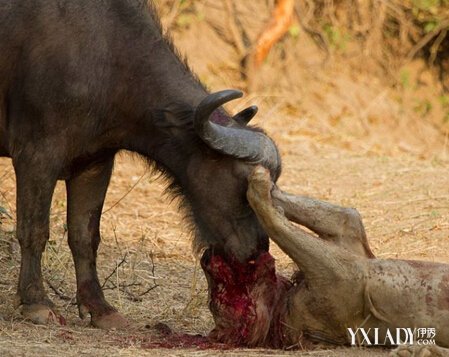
<box><xmin>233</xmin><ymin>105</ymin><xmax>258</xmax><ymax>125</ymax></box>
<box><xmin>194</xmin><ymin>90</ymin><xmax>281</xmax><ymax>175</ymax></box>
<box><xmin>194</xmin><ymin>89</ymin><xmax>243</xmax><ymax>133</ymax></box>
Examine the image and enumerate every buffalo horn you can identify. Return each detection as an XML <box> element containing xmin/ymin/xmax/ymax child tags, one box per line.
<box><xmin>233</xmin><ymin>105</ymin><xmax>258</xmax><ymax>125</ymax></box>
<box><xmin>194</xmin><ymin>90</ymin><xmax>280</xmax><ymax>173</ymax></box>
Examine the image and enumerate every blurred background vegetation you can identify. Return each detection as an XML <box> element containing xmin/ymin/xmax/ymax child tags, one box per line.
<box><xmin>152</xmin><ymin>0</ymin><xmax>449</xmax><ymax>157</ymax></box>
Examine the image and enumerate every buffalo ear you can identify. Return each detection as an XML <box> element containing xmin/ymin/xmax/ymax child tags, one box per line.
<box><xmin>233</xmin><ymin>105</ymin><xmax>258</xmax><ymax>126</ymax></box>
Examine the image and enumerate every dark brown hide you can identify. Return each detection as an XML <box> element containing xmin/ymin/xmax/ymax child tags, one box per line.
<box><xmin>0</xmin><ymin>1</ymin><xmax>280</xmax><ymax>327</ymax></box>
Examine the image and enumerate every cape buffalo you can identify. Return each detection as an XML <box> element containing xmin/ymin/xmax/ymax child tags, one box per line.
<box><xmin>0</xmin><ymin>0</ymin><xmax>281</xmax><ymax>328</ymax></box>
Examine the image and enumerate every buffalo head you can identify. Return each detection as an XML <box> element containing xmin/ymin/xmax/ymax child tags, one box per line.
<box><xmin>182</xmin><ymin>90</ymin><xmax>281</xmax><ymax>262</ymax></box>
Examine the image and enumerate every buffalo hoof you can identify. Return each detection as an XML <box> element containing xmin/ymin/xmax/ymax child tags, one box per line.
<box><xmin>22</xmin><ymin>304</ymin><xmax>66</xmax><ymax>326</ymax></box>
<box><xmin>390</xmin><ymin>345</ymin><xmax>449</xmax><ymax>357</ymax></box>
<box><xmin>91</xmin><ymin>311</ymin><xmax>131</xmax><ymax>330</ymax></box>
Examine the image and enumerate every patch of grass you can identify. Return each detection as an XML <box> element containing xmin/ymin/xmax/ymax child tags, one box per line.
<box><xmin>414</xmin><ymin>99</ymin><xmax>433</xmax><ymax>116</ymax></box>
<box><xmin>288</xmin><ymin>24</ymin><xmax>300</xmax><ymax>39</ymax></box>
<box><xmin>322</xmin><ymin>23</ymin><xmax>350</xmax><ymax>51</ymax></box>
<box><xmin>399</xmin><ymin>68</ymin><xmax>411</xmax><ymax>89</ymax></box>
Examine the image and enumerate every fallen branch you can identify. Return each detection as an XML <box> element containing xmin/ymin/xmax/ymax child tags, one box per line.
<box><xmin>248</xmin><ymin>0</ymin><xmax>295</xmax><ymax>69</ymax></box>
<box><xmin>101</xmin><ymin>252</ymin><xmax>129</xmax><ymax>289</ymax></box>
<box><xmin>45</xmin><ymin>279</ymin><xmax>74</xmax><ymax>302</ymax></box>
<box><xmin>245</xmin><ymin>0</ymin><xmax>295</xmax><ymax>91</ymax></box>
<box><xmin>101</xmin><ymin>252</ymin><xmax>158</xmax><ymax>302</ymax></box>
<box><xmin>406</xmin><ymin>19</ymin><xmax>449</xmax><ymax>63</ymax></box>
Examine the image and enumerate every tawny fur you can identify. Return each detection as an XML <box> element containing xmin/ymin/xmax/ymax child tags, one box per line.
<box><xmin>246</xmin><ymin>166</ymin><xmax>449</xmax><ymax>352</ymax></box>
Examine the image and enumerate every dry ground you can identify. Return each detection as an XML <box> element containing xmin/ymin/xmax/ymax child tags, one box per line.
<box><xmin>1</xmin><ymin>1</ymin><xmax>448</xmax><ymax>356</ymax></box>
<box><xmin>0</xmin><ymin>135</ymin><xmax>447</xmax><ymax>357</ymax></box>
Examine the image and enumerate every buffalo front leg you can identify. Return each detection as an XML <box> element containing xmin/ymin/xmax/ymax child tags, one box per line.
<box><xmin>14</xmin><ymin>159</ymin><xmax>65</xmax><ymax>325</ymax></box>
<box><xmin>66</xmin><ymin>158</ymin><xmax>129</xmax><ymax>329</ymax></box>
<box><xmin>271</xmin><ymin>186</ymin><xmax>374</xmax><ymax>258</ymax></box>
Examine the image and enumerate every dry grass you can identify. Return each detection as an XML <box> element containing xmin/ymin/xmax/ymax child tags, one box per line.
<box><xmin>1</xmin><ymin>144</ymin><xmax>447</xmax><ymax>356</ymax></box>
<box><xmin>1</xmin><ymin>1</ymin><xmax>449</xmax><ymax>356</ymax></box>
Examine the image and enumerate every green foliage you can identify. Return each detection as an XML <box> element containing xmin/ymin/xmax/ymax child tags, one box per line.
<box><xmin>176</xmin><ymin>13</ymin><xmax>194</xmax><ymax>28</ymax></box>
<box><xmin>411</xmin><ymin>0</ymin><xmax>449</xmax><ymax>25</ymax></box>
<box><xmin>412</xmin><ymin>0</ymin><xmax>448</xmax><ymax>13</ymax></box>
<box><xmin>0</xmin><ymin>206</ymin><xmax>11</xmax><ymax>219</ymax></box>
<box><xmin>439</xmin><ymin>95</ymin><xmax>449</xmax><ymax>122</ymax></box>
<box><xmin>439</xmin><ymin>94</ymin><xmax>449</xmax><ymax>106</ymax></box>
<box><xmin>173</xmin><ymin>0</ymin><xmax>203</xmax><ymax>29</ymax></box>
<box><xmin>399</xmin><ymin>68</ymin><xmax>411</xmax><ymax>89</ymax></box>
<box><xmin>414</xmin><ymin>99</ymin><xmax>432</xmax><ymax>116</ymax></box>
<box><xmin>288</xmin><ymin>24</ymin><xmax>300</xmax><ymax>39</ymax></box>
<box><xmin>322</xmin><ymin>23</ymin><xmax>350</xmax><ymax>51</ymax></box>
<box><xmin>430</xmin><ymin>210</ymin><xmax>441</xmax><ymax>218</ymax></box>
<box><xmin>424</xmin><ymin>20</ymin><xmax>439</xmax><ymax>32</ymax></box>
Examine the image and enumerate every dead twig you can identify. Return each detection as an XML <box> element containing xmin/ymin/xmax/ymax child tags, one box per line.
<box><xmin>45</xmin><ymin>279</ymin><xmax>73</xmax><ymax>302</ymax></box>
<box><xmin>405</xmin><ymin>19</ymin><xmax>449</xmax><ymax>63</ymax></box>
<box><xmin>0</xmin><ymin>192</ymin><xmax>14</xmax><ymax>219</ymax></box>
<box><xmin>102</xmin><ymin>173</ymin><xmax>147</xmax><ymax>214</ymax></box>
<box><xmin>429</xmin><ymin>29</ymin><xmax>447</xmax><ymax>66</ymax></box>
<box><xmin>101</xmin><ymin>252</ymin><xmax>129</xmax><ymax>289</ymax></box>
<box><xmin>101</xmin><ymin>251</ymin><xmax>158</xmax><ymax>302</ymax></box>
<box><xmin>47</xmin><ymin>172</ymin><xmax>147</xmax><ymax>218</ymax></box>
<box><xmin>125</xmin><ymin>284</ymin><xmax>158</xmax><ymax>302</ymax></box>
<box><xmin>102</xmin><ymin>281</ymin><xmax>158</xmax><ymax>302</ymax></box>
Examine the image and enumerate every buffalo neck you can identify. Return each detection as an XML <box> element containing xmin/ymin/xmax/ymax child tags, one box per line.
<box><xmin>102</xmin><ymin>4</ymin><xmax>211</xmax><ymax>179</ymax></box>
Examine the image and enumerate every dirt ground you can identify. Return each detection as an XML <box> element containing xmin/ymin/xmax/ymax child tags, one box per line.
<box><xmin>0</xmin><ymin>130</ymin><xmax>447</xmax><ymax>357</ymax></box>
<box><xmin>0</xmin><ymin>1</ymin><xmax>448</xmax><ymax>356</ymax></box>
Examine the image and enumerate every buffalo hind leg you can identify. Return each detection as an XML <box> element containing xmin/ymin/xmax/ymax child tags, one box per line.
<box><xmin>271</xmin><ymin>187</ymin><xmax>374</xmax><ymax>258</ymax></box>
<box><xmin>66</xmin><ymin>158</ymin><xmax>129</xmax><ymax>329</ymax></box>
<box><xmin>14</xmin><ymin>158</ymin><xmax>65</xmax><ymax>324</ymax></box>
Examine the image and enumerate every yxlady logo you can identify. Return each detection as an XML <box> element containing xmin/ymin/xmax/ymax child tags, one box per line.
<box><xmin>347</xmin><ymin>327</ymin><xmax>436</xmax><ymax>346</ymax></box>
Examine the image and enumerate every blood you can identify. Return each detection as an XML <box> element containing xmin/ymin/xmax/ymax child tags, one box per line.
<box><xmin>57</xmin><ymin>314</ymin><xmax>67</xmax><ymax>326</ymax></box>
<box><xmin>116</xmin><ymin>327</ymin><xmax>233</xmax><ymax>350</ymax></box>
<box><xmin>77</xmin><ymin>279</ymin><xmax>116</xmax><ymax>317</ymax></box>
<box><xmin>201</xmin><ymin>249</ymin><xmax>291</xmax><ymax>347</ymax></box>
<box><xmin>116</xmin><ymin>251</ymin><xmax>300</xmax><ymax>350</ymax></box>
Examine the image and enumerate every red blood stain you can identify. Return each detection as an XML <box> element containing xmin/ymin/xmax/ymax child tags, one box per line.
<box><xmin>77</xmin><ymin>280</ymin><xmax>116</xmax><ymax>317</ymax></box>
<box><xmin>58</xmin><ymin>314</ymin><xmax>67</xmax><ymax>326</ymax></box>
<box><xmin>114</xmin><ymin>251</ymin><xmax>304</xmax><ymax>350</ymax></box>
<box><xmin>115</xmin><ymin>249</ymin><xmax>293</xmax><ymax>350</ymax></box>
<box><xmin>116</xmin><ymin>331</ymin><xmax>233</xmax><ymax>350</ymax></box>
<box><xmin>201</xmin><ymin>250</ymin><xmax>291</xmax><ymax>347</ymax></box>
<box><xmin>143</xmin><ymin>334</ymin><xmax>231</xmax><ymax>349</ymax></box>
<box><xmin>57</xmin><ymin>329</ymin><xmax>74</xmax><ymax>341</ymax></box>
